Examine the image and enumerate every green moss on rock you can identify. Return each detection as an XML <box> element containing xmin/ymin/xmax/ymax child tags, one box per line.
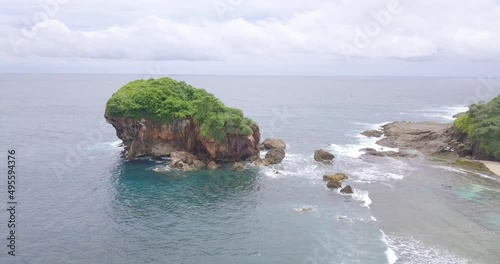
<box><xmin>454</xmin><ymin>159</ymin><xmax>490</xmax><ymax>171</ymax></box>
<box><xmin>105</xmin><ymin>78</ymin><xmax>256</xmax><ymax>142</ymax></box>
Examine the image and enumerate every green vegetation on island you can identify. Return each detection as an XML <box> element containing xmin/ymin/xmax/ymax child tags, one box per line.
<box><xmin>105</xmin><ymin>78</ymin><xmax>256</xmax><ymax>142</ymax></box>
<box><xmin>454</xmin><ymin>95</ymin><xmax>500</xmax><ymax>159</ymax></box>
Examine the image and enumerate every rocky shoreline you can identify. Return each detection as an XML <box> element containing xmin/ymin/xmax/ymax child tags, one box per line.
<box><xmin>361</xmin><ymin>121</ymin><xmax>499</xmax><ymax>176</ymax></box>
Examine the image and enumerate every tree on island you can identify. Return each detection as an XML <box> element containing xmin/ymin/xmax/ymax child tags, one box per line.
<box><xmin>454</xmin><ymin>95</ymin><xmax>500</xmax><ymax>159</ymax></box>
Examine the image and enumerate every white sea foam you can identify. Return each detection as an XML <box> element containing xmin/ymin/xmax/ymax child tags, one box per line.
<box><xmin>380</xmin><ymin>230</ymin><xmax>398</xmax><ymax>264</ymax></box>
<box><xmin>293</xmin><ymin>205</ymin><xmax>317</xmax><ymax>213</ymax></box>
<box><xmin>401</xmin><ymin>105</ymin><xmax>469</xmax><ymax>122</ymax></box>
<box><xmin>348</xmin><ymin>159</ymin><xmax>409</xmax><ymax>183</ymax></box>
<box><xmin>371</xmin><ymin>216</ymin><xmax>377</xmax><ymax>221</ymax></box>
<box><xmin>329</xmin><ymin>135</ymin><xmax>399</xmax><ymax>159</ymax></box>
<box><xmin>432</xmin><ymin>165</ymin><xmax>469</xmax><ymax>174</ymax></box>
<box><xmin>470</xmin><ymin>172</ymin><xmax>500</xmax><ymax>183</ymax></box>
<box><xmin>349</xmin><ymin>121</ymin><xmax>389</xmax><ymax>131</ymax></box>
<box><xmin>260</xmin><ymin>153</ymin><xmax>327</xmax><ymax>179</ymax></box>
<box><xmin>385</xmin><ymin>235</ymin><xmax>474</xmax><ymax>264</ymax></box>
<box><xmin>351</xmin><ymin>188</ymin><xmax>372</xmax><ymax>208</ymax></box>
<box><xmin>433</xmin><ymin>165</ymin><xmax>500</xmax><ymax>183</ymax></box>
<box><xmin>86</xmin><ymin>140</ymin><xmax>122</xmax><ymax>150</ymax></box>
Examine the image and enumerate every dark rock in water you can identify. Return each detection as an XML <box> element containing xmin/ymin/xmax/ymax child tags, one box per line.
<box><xmin>262</xmin><ymin>138</ymin><xmax>286</xmax><ymax>150</ymax></box>
<box><xmin>265</xmin><ymin>148</ymin><xmax>286</xmax><ymax>164</ymax></box>
<box><xmin>360</xmin><ymin>148</ymin><xmax>377</xmax><ymax>152</ymax></box>
<box><xmin>340</xmin><ymin>185</ymin><xmax>354</xmax><ymax>194</ymax></box>
<box><xmin>441</xmin><ymin>184</ymin><xmax>452</xmax><ymax>188</ymax></box>
<box><xmin>231</xmin><ymin>162</ymin><xmax>246</xmax><ymax>171</ymax></box>
<box><xmin>361</xmin><ymin>130</ymin><xmax>383</xmax><ymax>138</ymax></box>
<box><xmin>207</xmin><ymin>161</ymin><xmax>218</xmax><ymax>170</ymax></box>
<box><xmin>323</xmin><ymin>173</ymin><xmax>348</xmax><ymax>182</ymax></box>
<box><xmin>314</xmin><ymin>149</ymin><xmax>335</xmax><ymax>162</ymax></box>
<box><xmin>327</xmin><ymin>180</ymin><xmax>342</xmax><ymax>189</ymax></box>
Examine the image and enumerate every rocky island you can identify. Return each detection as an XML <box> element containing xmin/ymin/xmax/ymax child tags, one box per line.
<box><xmin>105</xmin><ymin>78</ymin><xmax>275</xmax><ymax>169</ymax></box>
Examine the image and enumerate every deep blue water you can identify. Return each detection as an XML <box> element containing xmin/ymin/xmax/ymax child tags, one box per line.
<box><xmin>0</xmin><ymin>75</ymin><xmax>499</xmax><ymax>264</ymax></box>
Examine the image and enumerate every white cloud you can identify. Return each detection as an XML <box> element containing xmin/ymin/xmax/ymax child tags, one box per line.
<box><xmin>1</xmin><ymin>0</ymin><xmax>500</xmax><ymax>68</ymax></box>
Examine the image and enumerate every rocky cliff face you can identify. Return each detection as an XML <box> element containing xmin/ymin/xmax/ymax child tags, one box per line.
<box><xmin>105</xmin><ymin>116</ymin><xmax>260</xmax><ymax>162</ymax></box>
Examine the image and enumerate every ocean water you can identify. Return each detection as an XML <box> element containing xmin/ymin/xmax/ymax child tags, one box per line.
<box><xmin>0</xmin><ymin>74</ymin><xmax>499</xmax><ymax>264</ymax></box>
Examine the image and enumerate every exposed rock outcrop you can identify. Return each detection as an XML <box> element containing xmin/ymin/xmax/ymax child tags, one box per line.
<box><xmin>314</xmin><ymin>149</ymin><xmax>335</xmax><ymax>162</ymax></box>
<box><xmin>324</xmin><ymin>173</ymin><xmax>348</xmax><ymax>189</ymax></box>
<box><xmin>254</xmin><ymin>158</ymin><xmax>270</xmax><ymax>167</ymax></box>
<box><xmin>323</xmin><ymin>173</ymin><xmax>348</xmax><ymax>182</ymax></box>
<box><xmin>361</xmin><ymin>130</ymin><xmax>383</xmax><ymax>138</ymax></box>
<box><xmin>261</xmin><ymin>138</ymin><xmax>286</xmax><ymax>150</ymax></box>
<box><xmin>207</xmin><ymin>161</ymin><xmax>219</xmax><ymax>170</ymax></box>
<box><xmin>264</xmin><ymin>148</ymin><xmax>286</xmax><ymax>164</ymax></box>
<box><xmin>370</xmin><ymin>121</ymin><xmax>494</xmax><ymax>160</ymax></box>
<box><xmin>105</xmin><ymin>117</ymin><xmax>261</xmax><ymax>163</ymax></box>
<box><xmin>340</xmin><ymin>185</ymin><xmax>354</xmax><ymax>194</ymax></box>
<box><xmin>169</xmin><ymin>151</ymin><xmax>206</xmax><ymax>171</ymax></box>
<box><xmin>232</xmin><ymin>162</ymin><xmax>246</xmax><ymax>171</ymax></box>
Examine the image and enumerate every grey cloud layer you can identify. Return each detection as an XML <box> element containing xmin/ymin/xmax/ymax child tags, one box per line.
<box><xmin>2</xmin><ymin>0</ymin><xmax>500</xmax><ymax>62</ymax></box>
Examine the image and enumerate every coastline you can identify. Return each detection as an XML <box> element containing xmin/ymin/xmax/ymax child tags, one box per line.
<box><xmin>479</xmin><ymin>161</ymin><xmax>500</xmax><ymax>177</ymax></box>
<box><xmin>362</xmin><ymin>121</ymin><xmax>500</xmax><ymax>179</ymax></box>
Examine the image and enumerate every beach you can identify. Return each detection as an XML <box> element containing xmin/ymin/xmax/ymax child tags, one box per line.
<box><xmin>480</xmin><ymin>160</ymin><xmax>500</xmax><ymax>176</ymax></box>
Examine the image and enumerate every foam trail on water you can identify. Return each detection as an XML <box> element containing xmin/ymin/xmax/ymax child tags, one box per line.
<box><xmin>351</xmin><ymin>189</ymin><xmax>372</xmax><ymax>208</ymax></box>
<box><xmin>380</xmin><ymin>230</ymin><xmax>398</xmax><ymax>264</ymax></box>
<box><xmin>385</xmin><ymin>235</ymin><xmax>473</xmax><ymax>264</ymax></box>
<box><xmin>260</xmin><ymin>152</ymin><xmax>327</xmax><ymax>179</ymax></box>
<box><xmin>401</xmin><ymin>105</ymin><xmax>469</xmax><ymax>122</ymax></box>
<box><xmin>329</xmin><ymin>134</ymin><xmax>399</xmax><ymax>159</ymax></box>
<box><xmin>433</xmin><ymin>165</ymin><xmax>500</xmax><ymax>183</ymax></box>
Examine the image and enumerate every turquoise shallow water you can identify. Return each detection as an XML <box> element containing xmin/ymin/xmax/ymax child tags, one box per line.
<box><xmin>0</xmin><ymin>75</ymin><xmax>499</xmax><ymax>263</ymax></box>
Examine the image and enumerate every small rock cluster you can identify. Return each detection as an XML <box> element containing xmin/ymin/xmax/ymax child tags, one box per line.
<box><xmin>323</xmin><ymin>173</ymin><xmax>354</xmax><ymax>194</ymax></box>
<box><xmin>169</xmin><ymin>151</ymin><xmax>207</xmax><ymax>171</ymax></box>
<box><xmin>254</xmin><ymin>138</ymin><xmax>287</xmax><ymax>167</ymax></box>
<box><xmin>163</xmin><ymin>138</ymin><xmax>288</xmax><ymax>172</ymax></box>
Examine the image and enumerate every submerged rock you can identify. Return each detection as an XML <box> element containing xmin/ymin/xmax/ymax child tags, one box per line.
<box><xmin>314</xmin><ymin>149</ymin><xmax>335</xmax><ymax>162</ymax></box>
<box><xmin>340</xmin><ymin>185</ymin><xmax>354</xmax><ymax>194</ymax></box>
<box><xmin>262</xmin><ymin>138</ymin><xmax>286</xmax><ymax>150</ymax></box>
<box><xmin>295</xmin><ymin>207</ymin><xmax>315</xmax><ymax>213</ymax></box>
<box><xmin>265</xmin><ymin>148</ymin><xmax>286</xmax><ymax>164</ymax></box>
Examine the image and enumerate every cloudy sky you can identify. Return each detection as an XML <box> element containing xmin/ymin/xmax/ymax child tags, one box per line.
<box><xmin>1</xmin><ymin>0</ymin><xmax>500</xmax><ymax>76</ymax></box>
